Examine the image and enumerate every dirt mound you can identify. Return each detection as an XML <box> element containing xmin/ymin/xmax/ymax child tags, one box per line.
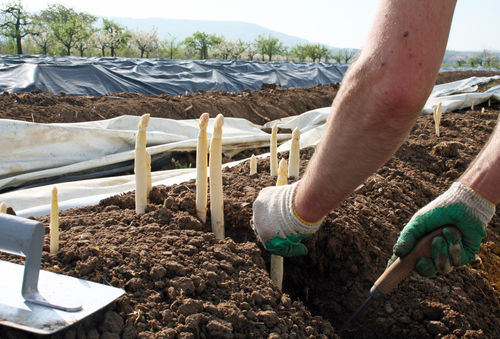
<box><xmin>1</xmin><ymin>108</ymin><xmax>499</xmax><ymax>338</ymax></box>
<box><xmin>1</xmin><ymin>70</ymin><xmax>499</xmax><ymax>126</ymax></box>
<box><xmin>0</xmin><ymin>84</ymin><xmax>339</xmax><ymax>126</ymax></box>
<box><xmin>0</xmin><ymin>70</ymin><xmax>499</xmax><ymax>338</ymax></box>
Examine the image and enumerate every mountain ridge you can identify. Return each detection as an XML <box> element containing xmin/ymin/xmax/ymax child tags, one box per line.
<box><xmin>108</xmin><ymin>16</ymin><xmax>499</xmax><ymax>62</ymax></box>
<box><xmin>108</xmin><ymin>16</ymin><xmax>336</xmax><ymax>49</ymax></box>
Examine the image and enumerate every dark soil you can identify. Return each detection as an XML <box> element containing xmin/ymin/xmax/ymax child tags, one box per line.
<box><xmin>0</xmin><ymin>84</ymin><xmax>338</xmax><ymax>126</ymax></box>
<box><xmin>0</xmin><ymin>71</ymin><xmax>499</xmax><ymax>338</ymax></box>
<box><xmin>0</xmin><ymin>70</ymin><xmax>498</xmax><ymax>126</ymax></box>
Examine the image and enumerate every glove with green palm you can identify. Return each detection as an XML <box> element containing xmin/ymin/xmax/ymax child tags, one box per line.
<box><xmin>251</xmin><ymin>181</ymin><xmax>323</xmax><ymax>257</ymax></box>
<box><xmin>391</xmin><ymin>182</ymin><xmax>496</xmax><ymax>276</ymax></box>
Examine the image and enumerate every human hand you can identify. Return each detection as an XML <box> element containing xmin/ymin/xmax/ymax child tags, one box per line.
<box><xmin>251</xmin><ymin>181</ymin><xmax>323</xmax><ymax>257</ymax></box>
<box><xmin>390</xmin><ymin>182</ymin><xmax>496</xmax><ymax>276</ymax></box>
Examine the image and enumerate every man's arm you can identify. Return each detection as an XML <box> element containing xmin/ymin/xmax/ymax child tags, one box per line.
<box><xmin>295</xmin><ymin>0</ymin><xmax>458</xmax><ymax>222</ymax></box>
<box><xmin>459</xmin><ymin>119</ymin><xmax>500</xmax><ymax>205</ymax></box>
<box><xmin>251</xmin><ymin>0</ymin><xmax>458</xmax><ymax>257</ymax></box>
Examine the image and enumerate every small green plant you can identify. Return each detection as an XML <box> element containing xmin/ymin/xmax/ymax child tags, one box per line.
<box><xmin>171</xmin><ymin>157</ymin><xmax>192</xmax><ymax>169</ymax></box>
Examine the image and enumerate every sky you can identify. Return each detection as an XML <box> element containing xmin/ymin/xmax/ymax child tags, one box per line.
<box><xmin>13</xmin><ymin>0</ymin><xmax>500</xmax><ymax>52</ymax></box>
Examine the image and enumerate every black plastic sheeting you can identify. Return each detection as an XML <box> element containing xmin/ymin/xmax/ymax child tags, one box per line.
<box><xmin>0</xmin><ymin>55</ymin><xmax>348</xmax><ymax>96</ymax></box>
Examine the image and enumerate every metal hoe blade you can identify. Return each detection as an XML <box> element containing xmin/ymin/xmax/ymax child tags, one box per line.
<box><xmin>340</xmin><ymin>286</ymin><xmax>385</xmax><ymax>331</ymax></box>
<box><xmin>0</xmin><ymin>213</ymin><xmax>125</xmax><ymax>335</ymax></box>
<box><xmin>340</xmin><ymin>295</ymin><xmax>375</xmax><ymax>331</ymax></box>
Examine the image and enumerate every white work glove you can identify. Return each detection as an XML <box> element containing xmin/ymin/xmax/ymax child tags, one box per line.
<box><xmin>251</xmin><ymin>181</ymin><xmax>323</xmax><ymax>257</ymax></box>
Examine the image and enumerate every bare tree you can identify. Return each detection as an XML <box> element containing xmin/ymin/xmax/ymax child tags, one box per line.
<box><xmin>230</xmin><ymin>39</ymin><xmax>246</xmax><ymax>60</ymax></box>
<box><xmin>132</xmin><ymin>28</ymin><xmax>159</xmax><ymax>58</ymax></box>
<box><xmin>92</xmin><ymin>30</ymin><xmax>109</xmax><ymax>56</ymax></box>
<box><xmin>102</xmin><ymin>19</ymin><xmax>130</xmax><ymax>57</ymax></box>
<box><xmin>75</xmin><ymin>38</ymin><xmax>92</xmax><ymax>57</ymax></box>
<box><xmin>215</xmin><ymin>39</ymin><xmax>233</xmax><ymax>60</ymax></box>
<box><xmin>484</xmin><ymin>55</ymin><xmax>499</xmax><ymax>68</ymax></box>
<box><xmin>333</xmin><ymin>49</ymin><xmax>357</xmax><ymax>64</ymax></box>
<box><xmin>341</xmin><ymin>49</ymin><xmax>356</xmax><ymax>64</ymax></box>
<box><xmin>245</xmin><ymin>42</ymin><xmax>258</xmax><ymax>61</ymax></box>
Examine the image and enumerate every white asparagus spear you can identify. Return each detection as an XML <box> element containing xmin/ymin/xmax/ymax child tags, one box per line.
<box><xmin>249</xmin><ymin>154</ymin><xmax>257</xmax><ymax>175</ymax></box>
<box><xmin>276</xmin><ymin>158</ymin><xmax>288</xmax><ymax>186</ymax></box>
<box><xmin>433</xmin><ymin>102</ymin><xmax>442</xmax><ymax>137</ymax></box>
<box><xmin>50</xmin><ymin>186</ymin><xmax>59</xmax><ymax>254</ymax></box>
<box><xmin>433</xmin><ymin>106</ymin><xmax>437</xmax><ymax>137</ymax></box>
<box><xmin>146</xmin><ymin>150</ymin><xmax>152</xmax><ymax>201</ymax></box>
<box><xmin>270</xmin><ymin>124</ymin><xmax>278</xmax><ymax>177</ymax></box>
<box><xmin>0</xmin><ymin>201</ymin><xmax>6</xmax><ymax>213</ymax></box>
<box><xmin>288</xmin><ymin>127</ymin><xmax>300</xmax><ymax>179</ymax></box>
<box><xmin>270</xmin><ymin>158</ymin><xmax>288</xmax><ymax>290</ymax></box>
<box><xmin>135</xmin><ymin>114</ymin><xmax>150</xmax><ymax>214</ymax></box>
<box><xmin>209</xmin><ymin>114</ymin><xmax>225</xmax><ymax>239</ymax></box>
<box><xmin>196</xmin><ymin>113</ymin><xmax>210</xmax><ymax>223</ymax></box>
<box><xmin>270</xmin><ymin>255</ymin><xmax>284</xmax><ymax>291</ymax></box>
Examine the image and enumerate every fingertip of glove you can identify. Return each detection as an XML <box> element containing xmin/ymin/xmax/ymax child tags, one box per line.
<box><xmin>394</xmin><ymin>241</ymin><xmax>412</xmax><ymax>258</ymax></box>
<box><xmin>416</xmin><ymin>257</ymin><xmax>436</xmax><ymax>277</ymax></box>
<box><xmin>280</xmin><ymin>243</ymin><xmax>308</xmax><ymax>257</ymax></box>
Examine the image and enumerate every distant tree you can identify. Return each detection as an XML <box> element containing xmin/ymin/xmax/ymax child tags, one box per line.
<box><xmin>280</xmin><ymin>46</ymin><xmax>290</xmax><ymax>61</ymax></box>
<box><xmin>332</xmin><ymin>51</ymin><xmax>342</xmax><ymax>63</ymax></box>
<box><xmin>30</xmin><ymin>15</ymin><xmax>53</xmax><ymax>54</ymax></box>
<box><xmin>479</xmin><ymin>50</ymin><xmax>499</xmax><ymax>68</ymax></box>
<box><xmin>341</xmin><ymin>49</ymin><xmax>356</xmax><ymax>63</ymax></box>
<box><xmin>75</xmin><ymin>37</ymin><xmax>92</xmax><ymax>57</ymax></box>
<box><xmin>0</xmin><ymin>0</ymin><xmax>37</xmax><ymax>54</ymax></box>
<box><xmin>92</xmin><ymin>30</ymin><xmax>108</xmax><ymax>56</ymax></box>
<box><xmin>295</xmin><ymin>44</ymin><xmax>330</xmax><ymax>62</ymax></box>
<box><xmin>183</xmin><ymin>45</ymin><xmax>197</xmax><ymax>59</ymax></box>
<box><xmin>455</xmin><ymin>58</ymin><xmax>466</xmax><ymax>67</ymax></box>
<box><xmin>322</xmin><ymin>48</ymin><xmax>333</xmax><ymax>62</ymax></box>
<box><xmin>102</xmin><ymin>19</ymin><xmax>130</xmax><ymax>57</ymax></box>
<box><xmin>333</xmin><ymin>49</ymin><xmax>356</xmax><ymax>64</ymax></box>
<box><xmin>215</xmin><ymin>39</ymin><xmax>232</xmax><ymax>60</ymax></box>
<box><xmin>230</xmin><ymin>39</ymin><xmax>246</xmax><ymax>60</ymax></box>
<box><xmin>132</xmin><ymin>27</ymin><xmax>159</xmax><ymax>58</ymax></box>
<box><xmin>310</xmin><ymin>44</ymin><xmax>324</xmax><ymax>62</ymax></box>
<box><xmin>41</xmin><ymin>4</ymin><xmax>96</xmax><ymax>56</ymax></box>
<box><xmin>163</xmin><ymin>35</ymin><xmax>179</xmax><ymax>59</ymax></box>
<box><xmin>183</xmin><ymin>31</ymin><xmax>222</xmax><ymax>59</ymax></box>
<box><xmin>467</xmin><ymin>56</ymin><xmax>481</xmax><ymax>67</ymax></box>
<box><xmin>30</xmin><ymin>31</ymin><xmax>50</xmax><ymax>54</ymax></box>
<box><xmin>255</xmin><ymin>35</ymin><xmax>284</xmax><ymax>61</ymax></box>
<box><xmin>245</xmin><ymin>42</ymin><xmax>258</xmax><ymax>61</ymax></box>
<box><xmin>290</xmin><ymin>45</ymin><xmax>305</xmax><ymax>62</ymax></box>
<box><xmin>484</xmin><ymin>55</ymin><xmax>499</xmax><ymax>68</ymax></box>
<box><xmin>214</xmin><ymin>38</ymin><xmax>246</xmax><ymax>60</ymax></box>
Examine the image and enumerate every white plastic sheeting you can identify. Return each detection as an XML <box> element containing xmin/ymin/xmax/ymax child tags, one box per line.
<box><xmin>423</xmin><ymin>76</ymin><xmax>500</xmax><ymax>114</ymax></box>
<box><xmin>1</xmin><ymin>76</ymin><xmax>499</xmax><ymax>217</ymax></box>
<box><xmin>1</xmin><ymin>116</ymin><xmax>288</xmax><ymax>191</ymax></box>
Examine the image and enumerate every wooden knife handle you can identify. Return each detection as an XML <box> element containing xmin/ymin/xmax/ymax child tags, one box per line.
<box><xmin>374</xmin><ymin>226</ymin><xmax>459</xmax><ymax>295</ymax></box>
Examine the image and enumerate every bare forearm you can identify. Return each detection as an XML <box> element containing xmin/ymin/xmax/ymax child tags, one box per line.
<box><xmin>295</xmin><ymin>0</ymin><xmax>457</xmax><ymax>221</ymax></box>
<box><xmin>459</xmin><ymin>119</ymin><xmax>500</xmax><ymax>205</ymax></box>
